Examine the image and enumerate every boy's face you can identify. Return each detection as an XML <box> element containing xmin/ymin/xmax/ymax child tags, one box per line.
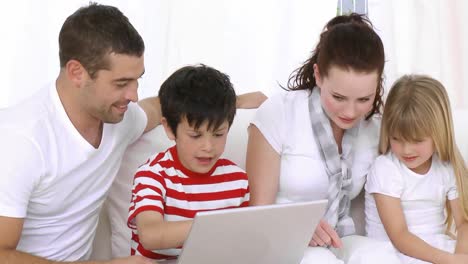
<box><xmin>163</xmin><ymin>117</ymin><xmax>229</xmax><ymax>174</ymax></box>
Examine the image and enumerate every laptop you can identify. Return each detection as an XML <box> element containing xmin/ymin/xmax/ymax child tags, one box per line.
<box><xmin>159</xmin><ymin>199</ymin><xmax>328</xmax><ymax>264</ymax></box>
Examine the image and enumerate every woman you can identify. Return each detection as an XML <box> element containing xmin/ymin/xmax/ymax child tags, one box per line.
<box><xmin>246</xmin><ymin>13</ymin><xmax>400</xmax><ymax>263</ymax></box>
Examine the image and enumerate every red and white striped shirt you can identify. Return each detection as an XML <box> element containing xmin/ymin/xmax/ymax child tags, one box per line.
<box><xmin>128</xmin><ymin>146</ymin><xmax>249</xmax><ymax>259</ymax></box>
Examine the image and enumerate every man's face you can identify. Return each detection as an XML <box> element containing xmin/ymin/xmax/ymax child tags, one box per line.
<box><xmin>81</xmin><ymin>53</ymin><xmax>145</xmax><ymax>124</ymax></box>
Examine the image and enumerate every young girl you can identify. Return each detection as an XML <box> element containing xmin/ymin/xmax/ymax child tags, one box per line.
<box><xmin>365</xmin><ymin>74</ymin><xmax>468</xmax><ymax>264</ymax></box>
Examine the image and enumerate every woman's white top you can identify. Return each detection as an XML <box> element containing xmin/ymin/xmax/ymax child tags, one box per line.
<box><xmin>251</xmin><ymin>90</ymin><xmax>380</xmax><ymax>204</ymax></box>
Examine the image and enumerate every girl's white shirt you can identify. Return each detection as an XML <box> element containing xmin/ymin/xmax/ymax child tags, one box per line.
<box><xmin>365</xmin><ymin>152</ymin><xmax>458</xmax><ymax>263</ymax></box>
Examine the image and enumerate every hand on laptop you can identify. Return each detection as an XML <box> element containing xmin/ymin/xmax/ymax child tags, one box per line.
<box><xmin>309</xmin><ymin>220</ymin><xmax>343</xmax><ymax>248</ymax></box>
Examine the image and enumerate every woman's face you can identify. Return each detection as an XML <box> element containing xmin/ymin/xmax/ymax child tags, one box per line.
<box><xmin>315</xmin><ymin>65</ymin><xmax>378</xmax><ymax>130</ymax></box>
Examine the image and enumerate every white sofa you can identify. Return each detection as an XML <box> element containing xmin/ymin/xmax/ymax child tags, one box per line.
<box><xmin>90</xmin><ymin>108</ymin><xmax>468</xmax><ymax>260</ymax></box>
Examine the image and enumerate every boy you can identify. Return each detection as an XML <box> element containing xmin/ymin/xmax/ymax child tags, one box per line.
<box><xmin>127</xmin><ymin>64</ymin><xmax>250</xmax><ymax>260</ymax></box>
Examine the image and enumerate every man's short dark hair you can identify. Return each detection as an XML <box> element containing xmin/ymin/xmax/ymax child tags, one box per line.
<box><xmin>159</xmin><ymin>64</ymin><xmax>236</xmax><ymax>135</ymax></box>
<box><xmin>59</xmin><ymin>3</ymin><xmax>144</xmax><ymax>78</ymax></box>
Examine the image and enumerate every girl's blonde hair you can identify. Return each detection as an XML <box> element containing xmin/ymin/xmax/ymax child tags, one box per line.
<box><xmin>379</xmin><ymin>74</ymin><xmax>468</xmax><ymax>231</ymax></box>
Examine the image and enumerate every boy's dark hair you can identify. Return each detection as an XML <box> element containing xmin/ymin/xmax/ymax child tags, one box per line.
<box><xmin>59</xmin><ymin>3</ymin><xmax>145</xmax><ymax>78</ymax></box>
<box><xmin>159</xmin><ymin>64</ymin><xmax>236</xmax><ymax>135</ymax></box>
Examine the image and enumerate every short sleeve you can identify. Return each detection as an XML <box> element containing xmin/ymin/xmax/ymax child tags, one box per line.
<box><xmin>122</xmin><ymin>103</ymin><xmax>148</xmax><ymax>146</ymax></box>
<box><xmin>249</xmin><ymin>93</ymin><xmax>286</xmax><ymax>154</ymax></box>
<box><xmin>237</xmin><ymin>170</ymin><xmax>250</xmax><ymax>207</ymax></box>
<box><xmin>0</xmin><ymin>130</ymin><xmax>43</xmax><ymax>217</ymax></box>
<box><xmin>350</xmin><ymin>116</ymin><xmax>381</xmax><ymax>198</ymax></box>
<box><xmin>365</xmin><ymin>155</ymin><xmax>404</xmax><ymax>198</ymax></box>
<box><xmin>445</xmin><ymin>165</ymin><xmax>459</xmax><ymax>201</ymax></box>
<box><xmin>127</xmin><ymin>163</ymin><xmax>166</xmax><ymax>229</ymax></box>
<box><xmin>241</xmin><ymin>191</ymin><xmax>250</xmax><ymax>207</ymax></box>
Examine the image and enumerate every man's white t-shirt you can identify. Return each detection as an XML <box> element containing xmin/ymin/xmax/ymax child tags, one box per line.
<box><xmin>0</xmin><ymin>84</ymin><xmax>147</xmax><ymax>261</ymax></box>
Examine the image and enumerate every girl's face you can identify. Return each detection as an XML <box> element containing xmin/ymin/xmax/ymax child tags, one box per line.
<box><xmin>314</xmin><ymin>65</ymin><xmax>378</xmax><ymax>131</ymax></box>
<box><xmin>390</xmin><ymin>136</ymin><xmax>435</xmax><ymax>174</ymax></box>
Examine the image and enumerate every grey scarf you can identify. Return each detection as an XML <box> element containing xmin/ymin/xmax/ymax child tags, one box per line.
<box><xmin>308</xmin><ymin>87</ymin><xmax>357</xmax><ymax>237</ymax></box>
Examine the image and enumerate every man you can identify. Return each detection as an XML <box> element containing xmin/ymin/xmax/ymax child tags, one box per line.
<box><xmin>0</xmin><ymin>3</ymin><xmax>264</xmax><ymax>264</ymax></box>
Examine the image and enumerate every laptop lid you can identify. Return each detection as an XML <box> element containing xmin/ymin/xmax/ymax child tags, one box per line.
<box><xmin>164</xmin><ymin>199</ymin><xmax>327</xmax><ymax>264</ymax></box>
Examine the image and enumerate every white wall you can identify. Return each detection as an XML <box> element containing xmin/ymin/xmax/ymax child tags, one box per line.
<box><xmin>1</xmin><ymin>1</ymin><xmax>466</xmax><ymax>191</ymax></box>
<box><xmin>368</xmin><ymin>0</ymin><xmax>468</xmax><ymax>160</ymax></box>
<box><xmin>0</xmin><ymin>0</ymin><xmax>169</xmax><ymax>108</ymax></box>
<box><xmin>0</xmin><ymin>0</ymin><xmax>336</xmax><ymax>109</ymax></box>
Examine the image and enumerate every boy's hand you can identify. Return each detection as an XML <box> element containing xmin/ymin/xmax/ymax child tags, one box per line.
<box><xmin>309</xmin><ymin>219</ymin><xmax>342</xmax><ymax>248</ymax></box>
<box><xmin>236</xmin><ymin>92</ymin><xmax>267</xmax><ymax>109</ymax></box>
<box><xmin>107</xmin><ymin>255</ymin><xmax>155</xmax><ymax>264</ymax></box>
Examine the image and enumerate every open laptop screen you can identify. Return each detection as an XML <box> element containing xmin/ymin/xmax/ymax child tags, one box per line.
<box><xmin>159</xmin><ymin>200</ymin><xmax>327</xmax><ymax>264</ymax></box>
